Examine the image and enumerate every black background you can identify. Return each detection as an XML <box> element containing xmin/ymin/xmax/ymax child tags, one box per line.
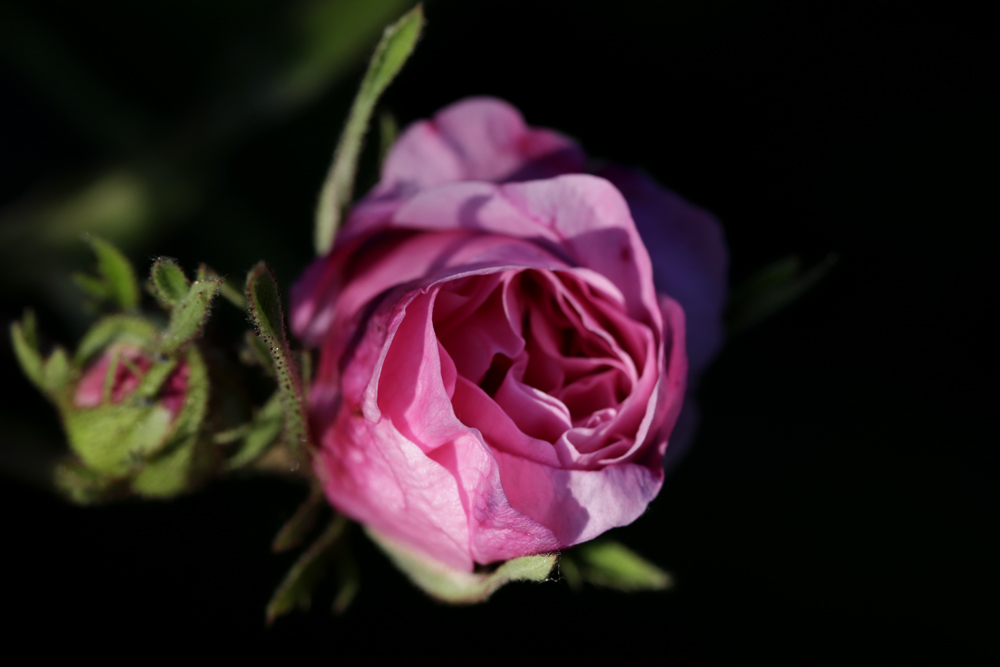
<box><xmin>1</xmin><ymin>0</ymin><xmax>994</xmax><ymax>661</ymax></box>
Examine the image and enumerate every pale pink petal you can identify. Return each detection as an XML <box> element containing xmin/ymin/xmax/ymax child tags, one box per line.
<box><xmin>492</xmin><ymin>449</ymin><xmax>664</xmax><ymax>547</ymax></box>
<box><xmin>379</xmin><ymin>97</ymin><xmax>585</xmax><ymax>195</ymax></box>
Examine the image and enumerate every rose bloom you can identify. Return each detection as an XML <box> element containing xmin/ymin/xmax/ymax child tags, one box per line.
<box><xmin>292</xmin><ymin>98</ymin><xmax>726</xmax><ymax>572</ymax></box>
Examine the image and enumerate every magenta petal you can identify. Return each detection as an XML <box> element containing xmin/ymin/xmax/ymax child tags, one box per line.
<box><xmin>315</xmin><ymin>413</ymin><xmax>473</xmax><ymax>572</ymax></box>
<box><xmin>380</xmin><ymin>97</ymin><xmax>585</xmax><ymax>195</ymax></box>
<box><xmin>428</xmin><ymin>433</ymin><xmax>560</xmax><ymax>564</ymax></box>
<box><xmin>597</xmin><ymin>165</ymin><xmax>728</xmax><ymax>377</ymax></box>
<box><xmin>492</xmin><ymin>450</ymin><xmax>663</xmax><ymax>547</ymax></box>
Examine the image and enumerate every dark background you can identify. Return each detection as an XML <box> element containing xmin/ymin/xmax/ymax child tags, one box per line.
<box><xmin>1</xmin><ymin>0</ymin><xmax>994</xmax><ymax>661</ymax></box>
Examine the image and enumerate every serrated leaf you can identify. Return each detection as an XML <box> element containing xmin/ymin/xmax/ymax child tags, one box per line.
<box><xmin>225</xmin><ymin>392</ymin><xmax>284</xmax><ymax>470</ymax></box>
<box><xmin>273</xmin><ymin>485</ymin><xmax>325</xmax><ymax>553</ymax></box>
<box><xmin>74</xmin><ymin>315</ymin><xmax>158</xmax><ymax>366</ymax></box>
<box><xmin>267</xmin><ymin>515</ymin><xmax>349</xmax><ymax>624</ymax></box>
<box><xmin>571</xmin><ymin>540</ymin><xmax>672</xmax><ymax>592</ymax></box>
<box><xmin>313</xmin><ymin>4</ymin><xmax>424</xmax><ymax>255</ymax></box>
<box><xmin>10</xmin><ymin>311</ymin><xmax>45</xmax><ymax>392</ymax></box>
<box><xmin>85</xmin><ymin>235</ymin><xmax>140</xmax><ymax>311</ymax></box>
<box><xmin>728</xmin><ymin>254</ymin><xmax>837</xmax><ymax>335</ymax></box>
<box><xmin>150</xmin><ymin>257</ymin><xmax>189</xmax><ymax>307</ymax></box>
<box><xmin>160</xmin><ymin>279</ymin><xmax>221</xmax><ymax>354</ymax></box>
<box><xmin>245</xmin><ymin>263</ymin><xmax>309</xmax><ymax>456</ymax></box>
<box><xmin>366</xmin><ymin>527</ymin><xmax>557</xmax><ymax>604</ymax></box>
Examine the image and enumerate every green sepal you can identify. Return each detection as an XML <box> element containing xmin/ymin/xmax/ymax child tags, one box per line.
<box><xmin>272</xmin><ymin>485</ymin><xmax>325</xmax><ymax>553</ymax></box>
<box><xmin>64</xmin><ymin>402</ymin><xmax>174</xmax><ymax>475</ymax></box>
<box><xmin>224</xmin><ymin>391</ymin><xmax>284</xmax><ymax>470</ymax></box>
<box><xmin>11</xmin><ymin>310</ymin><xmax>45</xmax><ymax>392</ymax></box>
<box><xmin>728</xmin><ymin>254</ymin><xmax>837</xmax><ymax>336</ymax></box>
<box><xmin>313</xmin><ymin>4</ymin><xmax>424</xmax><ymax>255</ymax></box>
<box><xmin>198</xmin><ymin>264</ymin><xmax>245</xmax><ymax>310</ymax></box>
<box><xmin>82</xmin><ymin>235</ymin><xmax>141</xmax><ymax>311</ymax></box>
<box><xmin>562</xmin><ymin>540</ymin><xmax>672</xmax><ymax>592</ymax></box>
<box><xmin>267</xmin><ymin>515</ymin><xmax>349</xmax><ymax>624</ymax></box>
<box><xmin>42</xmin><ymin>347</ymin><xmax>73</xmax><ymax>400</ymax></box>
<box><xmin>240</xmin><ymin>329</ymin><xmax>275</xmax><ymax>376</ymax></box>
<box><xmin>130</xmin><ymin>346</ymin><xmax>212</xmax><ymax>497</ymax></box>
<box><xmin>366</xmin><ymin>527</ymin><xmax>557</xmax><ymax>604</ymax></box>
<box><xmin>54</xmin><ymin>458</ymin><xmax>125</xmax><ymax>505</ymax></box>
<box><xmin>160</xmin><ymin>279</ymin><xmax>221</xmax><ymax>354</ymax></box>
<box><xmin>245</xmin><ymin>262</ymin><xmax>309</xmax><ymax>456</ymax></box>
<box><xmin>74</xmin><ymin>315</ymin><xmax>159</xmax><ymax>367</ymax></box>
<box><xmin>149</xmin><ymin>257</ymin><xmax>189</xmax><ymax>308</ymax></box>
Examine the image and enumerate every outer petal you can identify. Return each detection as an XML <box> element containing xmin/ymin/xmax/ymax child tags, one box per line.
<box><xmin>491</xmin><ymin>450</ymin><xmax>664</xmax><ymax>546</ymax></box>
<box><xmin>387</xmin><ymin>175</ymin><xmax>662</xmax><ymax>330</ymax></box>
<box><xmin>597</xmin><ymin>165</ymin><xmax>728</xmax><ymax>377</ymax></box>
<box><xmin>378</xmin><ymin>97</ymin><xmax>585</xmax><ymax>196</ymax></box>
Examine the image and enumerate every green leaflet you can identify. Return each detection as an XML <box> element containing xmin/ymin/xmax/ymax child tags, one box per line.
<box><xmin>225</xmin><ymin>391</ymin><xmax>284</xmax><ymax>470</ymax></box>
<box><xmin>562</xmin><ymin>540</ymin><xmax>673</xmax><ymax>592</ymax></box>
<box><xmin>313</xmin><ymin>4</ymin><xmax>424</xmax><ymax>255</ymax></box>
<box><xmin>728</xmin><ymin>254</ymin><xmax>837</xmax><ymax>335</ymax></box>
<box><xmin>266</xmin><ymin>515</ymin><xmax>350</xmax><ymax>624</ymax></box>
<box><xmin>272</xmin><ymin>484</ymin><xmax>325</xmax><ymax>553</ymax></box>
<box><xmin>366</xmin><ymin>527</ymin><xmax>557</xmax><ymax>604</ymax></box>
<box><xmin>10</xmin><ymin>310</ymin><xmax>45</xmax><ymax>392</ymax></box>
<box><xmin>82</xmin><ymin>234</ymin><xmax>141</xmax><ymax>311</ymax></box>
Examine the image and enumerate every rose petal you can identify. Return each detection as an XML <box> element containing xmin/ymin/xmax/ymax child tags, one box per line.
<box><xmin>492</xmin><ymin>449</ymin><xmax>663</xmax><ymax>547</ymax></box>
<box><xmin>379</xmin><ymin>97</ymin><xmax>585</xmax><ymax>196</ymax></box>
<box><xmin>597</xmin><ymin>165</ymin><xmax>727</xmax><ymax>377</ymax></box>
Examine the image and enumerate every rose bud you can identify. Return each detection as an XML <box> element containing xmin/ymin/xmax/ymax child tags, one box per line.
<box><xmin>292</xmin><ymin>98</ymin><xmax>727</xmax><ymax>574</ymax></box>
<box><xmin>74</xmin><ymin>344</ymin><xmax>190</xmax><ymax>417</ymax></box>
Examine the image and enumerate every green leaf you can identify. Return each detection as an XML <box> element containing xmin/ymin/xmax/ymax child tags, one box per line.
<box><xmin>313</xmin><ymin>4</ymin><xmax>424</xmax><ymax>255</ymax></box>
<box><xmin>149</xmin><ymin>257</ymin><xmax>189</xmax><ymax>308</ymax></box>
<box><xmin>85</xmin><ymin>234</ymin><xmax>140</xmax><ymax>311</ymax></box>
<box><xmin>267</xmin><ymin>515</ymin><xmax>349</xmax><ymax>624</ymax></box>
<box><xmin>727</xmin><ymin>253</ymin><xmax>837</xmax><ymax>336</ymax></box>
<box><xmin>225</xmin><ymin>392</ymin><xmax>284</xmax><ymax>470</ymax></box>
<box><xmin>568</xmin><ymin>540</ymin><xmax>672</xmax><ymax>592</ymax></box>
<box><xmin>366</xmin><ymin>527</ymin><xmax>557</xmax><ymax>604</ymax></box>
<box><xmin>272</xmin><ymin>485</ymin><xmax>325</xmax><ymax>553</ymax></box>
<box><xmin>10</xmin><ymin>310</ymin><xmax>45</xmax><ymax>392</ymax></box>
<box><xmin>72</xmin><ymin>272</ymin><xmax>111</xmax><ymax>301</ymax></box>
<box><xmin>245</xmin><ymin>262</ymin><xmax>309</xmax><ymax>457</ymax></box>
<box><xmin>160</xmin><ymin>279</ymin><xmax>221</xmax><ymax>354</ymax></box>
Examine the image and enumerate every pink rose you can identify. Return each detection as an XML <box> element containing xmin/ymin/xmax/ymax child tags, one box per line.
<box><xmin>292</xmin><ymin>98</ymin><xmax>726</xmax><ymax>572</ymax></box>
